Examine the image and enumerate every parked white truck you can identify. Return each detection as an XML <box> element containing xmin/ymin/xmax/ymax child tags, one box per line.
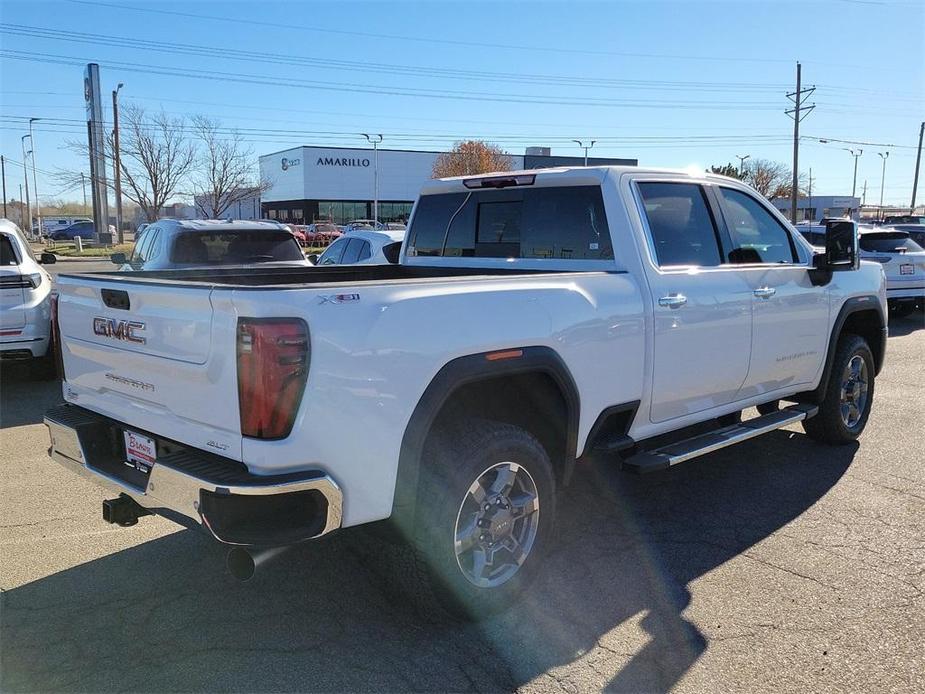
<box><xmin>45</xmin><ymin>167</ymin><xmax>886</xmax><ymax>616</ymax></box>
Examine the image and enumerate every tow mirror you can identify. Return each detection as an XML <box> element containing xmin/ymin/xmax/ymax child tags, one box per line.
<box><xmin>110</xmin><ymin>252</ymin><xmax>127</xmax><ymax>265</ymax></box>
<box><xmin>824</xmin><ymin>220</ymin><xmax>859</xmax><ymax>271</ymax></box>
<box><xmin>39</xmin><ymin>252</ymin><xmax>57</xmax><ymax>265</ymax></box>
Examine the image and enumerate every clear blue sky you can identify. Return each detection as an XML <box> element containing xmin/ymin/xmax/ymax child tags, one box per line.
<box><xmin>1</xmin><ymin>0</ymin><xmax>922</xmax><ymax>207</ymax></box>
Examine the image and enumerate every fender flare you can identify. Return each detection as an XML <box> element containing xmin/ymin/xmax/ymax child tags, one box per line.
<box><xmin>810</xmin><ymin>295</ymin><xmax>887</xmax><ymax>402</ymax></box>
<box><xmin>390</xmin><ymin>346</ymin><xmax>580</xmax><ymax>524</ymax></box>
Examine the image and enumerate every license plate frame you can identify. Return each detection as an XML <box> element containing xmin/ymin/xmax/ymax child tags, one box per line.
<box><xmin>900</xmin><ymin>264</ymin><xmax>914</xmax><ymax>275</ymax></box>
<box><xmin>123</xmin><ymin>429</ymin><xmax>157</xmax><ymax>474</ymax></box>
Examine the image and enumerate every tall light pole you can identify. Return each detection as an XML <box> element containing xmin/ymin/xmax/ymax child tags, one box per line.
<box><xmin>112</xmin><ymin>83</ymin><xmax>125</xmax><ymax>243</ymax></box>
<box><xmin>362</xmin><ymin>133</ymin><xmax>383</xmax><ymax>223</ymax></box>
<box><xmin>572</xmin><ymin>139</ymin><xmax>596</xmax><ymax>166</ymax></box>
<box><xmin>911</xmin><ymin>121</ymin><xmax>924</xmax><ymax>214</ymax></box>
<box><xmin>20</xmin><ymin>135</ymin><xmax>32</xmax><ymax>237</ymax></box>
<box><xmin>844</xmin><ymin>148</ymin><xmax>863</xmax><ymax>199</ymax></box>
<box><xmin>28</xmin><ymin>118</ymin><xmax>42</xmax><ymax>237</ymax></box>
<box><xmin>878</xmin><ymin>151</ymin><xmax>889</xmax><ymax>220</ymax></box>
<box><xmin>736</xmin><ymin>154</ymin><xmax>751</xmax><ymax>176</ymax></box>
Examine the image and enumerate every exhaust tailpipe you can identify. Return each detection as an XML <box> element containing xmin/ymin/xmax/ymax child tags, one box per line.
<box><xmin>226</xmin><ymin>546</ymin><xmax>289</xmax><ymax>582</ymax></box>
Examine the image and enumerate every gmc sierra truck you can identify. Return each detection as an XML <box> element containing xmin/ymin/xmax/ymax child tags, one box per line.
<box><xmin>45</xmin><ymin>166</ymin><xmax>886</xmax><ymax>617</ymax></box>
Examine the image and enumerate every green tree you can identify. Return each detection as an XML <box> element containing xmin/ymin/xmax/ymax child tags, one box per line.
<box><xmin>708</xmin><ymin>163</ymin><xmax>746</xmax><ymax>180</ymax></box>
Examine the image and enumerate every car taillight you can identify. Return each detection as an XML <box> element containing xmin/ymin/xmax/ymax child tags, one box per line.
<box><xmin>237</xmin><ymin>318</ymin><xmax>309</xmax><ymax>439</ymax></box>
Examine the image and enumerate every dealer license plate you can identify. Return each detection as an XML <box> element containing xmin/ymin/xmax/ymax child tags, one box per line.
<box><xmin>123</xmin><ymin>430</ymin><xmax>157</xmax><ymax>474</ymax></box>
<box><xmin>900</xmin><ymin>264</ymin><xmax>914</xmax><ymax>275</ymax></box>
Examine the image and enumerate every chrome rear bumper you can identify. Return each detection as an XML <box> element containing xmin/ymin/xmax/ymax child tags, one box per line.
<box><xmin>45</xmin><ymin>404</ymin><xmax>342</xmax><ymax>545</ymax></box>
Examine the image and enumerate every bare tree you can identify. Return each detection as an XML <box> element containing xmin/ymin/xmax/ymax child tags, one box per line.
<box><xmin>58</xmin><ymin>104</ymin><xmax>196</xmax><ymax>223</ymax></box>
<box><xmin>119</xmin><ymin>105</ymin><xmax>196</xmax><ymax>222</ymax></box>
<box><xmin>188</xmin><ymin>116</ymin><xmax>269</xmax><ymax>219</ymax></box>
<box><xmin>743</xmin><ymin>159</ymin><xmax>806</xmax><ymax>199</ymax></box>
<box><xmin>432</xmin><ymin>140</ymin><xmax>513</xmax><ymax>178</ymax></box>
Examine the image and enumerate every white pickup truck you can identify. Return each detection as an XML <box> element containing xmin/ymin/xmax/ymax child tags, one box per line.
<box><xmin>45</xmin><ymin>167</ymin><xmax>886</xmax><ymax>617</ymax></box>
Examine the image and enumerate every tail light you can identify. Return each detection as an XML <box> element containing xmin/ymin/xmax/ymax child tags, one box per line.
<box><xmin>237</xmin><ymin>318</ymin><xmax>309</xmax><ymax>439</ymax></box>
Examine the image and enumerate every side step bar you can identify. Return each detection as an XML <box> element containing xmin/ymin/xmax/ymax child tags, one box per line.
<box><xmin>623</xmin><ymin>404</ymin><xmax>819</xmax><ymax>474</ymax></box>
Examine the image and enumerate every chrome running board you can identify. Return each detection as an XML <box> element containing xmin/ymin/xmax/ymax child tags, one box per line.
<box><xmin>623</xmin><ymin>404</ymin><xmax>819</xmax><ymax>474</ymax></box>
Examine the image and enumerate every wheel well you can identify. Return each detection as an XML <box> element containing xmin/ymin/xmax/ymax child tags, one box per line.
<box><xmin>842</xmin><ymin>309</ymin><xmax>884</xmax><ymax>370</ymax></box>
<box><xmin>431</xmin><ymin>372</ymin><xmax>572</xmax><ymax>486</ymax></box>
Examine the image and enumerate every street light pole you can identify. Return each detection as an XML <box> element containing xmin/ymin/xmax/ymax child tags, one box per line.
<box><xmin>878</xmin><ymin>151</ymin><xmax>889</xmax><ymax>220</ymax></box>
<box><xmin>29</xmin><ymin>118</ymin><xmax>41</xmax><ymax>237</ymax></box>
<box><xmin>845</xmin><ymin>148</ymin><xmax>862</xmax><ymax>199</ymax></box>
<box><xmin>20</xmin><ymin>135</ymin><xmax>31</xmax><ymax>238</ymax></box>
<box><xmin>1</xmin><ymin>155</ymin><xmax>7</xmax><ymax>219</ymax></box>
<box><xmin>362</xmin><ymin>133</ymin><xmax>383</xmax><ymax>224</ymax></box>
<box><xmin>736</xmin><ymin>154</ymin><xmax>751</xmax><ymax>176</ymax></box>
<box><xmin>572</xmin><ymin>139</ymin><xmax>596</xmax><ymax>166</ymax></box>
<box><xmin>112</xmin><ymin>83</ymin><xmax>125</xmax><ymax>243</ymax></box>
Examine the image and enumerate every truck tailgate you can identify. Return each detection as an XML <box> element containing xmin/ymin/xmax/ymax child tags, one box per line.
<box><xmin>57</xmin><ymin>276</ymin><xmax>242</xmax><ymax>459</ymax></box>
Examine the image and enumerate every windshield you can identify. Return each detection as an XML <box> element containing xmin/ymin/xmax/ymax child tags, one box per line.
<box><xmin>859</xmin><ymin>233</ymin><xmax>924</xmax><ymax>253</ymax></box>
<box><xmin>169</xmin><ymin>230</ymin><xmax>304</xmax><ymax>264</ymax></box>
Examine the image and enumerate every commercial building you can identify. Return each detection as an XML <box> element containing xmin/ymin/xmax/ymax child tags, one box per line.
<box><xmin>259</xmin><ymin>145</ymin><xmax>637</xmax><ymax>225</ymax></box>
<box><xmin>770</xmin><ymin>195</ymin><xmax>861</xmax><ymax>222</ymax></box>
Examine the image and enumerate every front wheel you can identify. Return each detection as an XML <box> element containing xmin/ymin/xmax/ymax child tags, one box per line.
<box><xmin>802</xmin><ymin>334</ymin><xmax>875</xmax><ymax>445</ymax></box>
<box><xmin>410</xmin><ymin>419</ymin><xmax>556</xmax><ymax>619</ymax></box>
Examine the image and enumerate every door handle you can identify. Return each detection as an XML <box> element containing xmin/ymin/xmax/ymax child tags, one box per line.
<box><xmin>753</xmin><ymin>287</ymin><xmax>777</xmax><ymax>299</ymax></box>
<box><xmin>658</xmin><ymin>294</ymin><xmax>688</xmax><ymax>309</ymax></box>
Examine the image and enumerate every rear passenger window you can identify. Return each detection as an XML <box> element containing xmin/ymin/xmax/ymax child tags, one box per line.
<box><xmin>408</xmin><ymin>186</ymin><xmax>612</xmax><ymax>260</ymax></box>
<box><xmin>637</xmin><ymin>182</ymin><xmax>722</xmax><ymax>267</ymax></box>
<box><xmin>717</xmin><ymin>188</ymin><xmax>797</xmax><ymax>264</ymax></box>
<box><xmin>0</xmin><ymin>235</ymin><xmax>19</xmax><ymax>266</ymax></box>
<box><xmin>358</xmin><ymin>240</ymin><xmax>371</xmax><ymax>262</ymax></box>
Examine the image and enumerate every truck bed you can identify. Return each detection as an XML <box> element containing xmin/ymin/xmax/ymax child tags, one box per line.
<box><xmin>63</xmin><ymin>264</ymin><xmax>579</xmax><ymax>288</ymax></box>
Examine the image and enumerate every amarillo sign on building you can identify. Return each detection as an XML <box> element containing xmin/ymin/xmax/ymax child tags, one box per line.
<box><xmin>259</xmin><ymin>145</ymin><xmax>636</xmax><ymax>224</ymax></box>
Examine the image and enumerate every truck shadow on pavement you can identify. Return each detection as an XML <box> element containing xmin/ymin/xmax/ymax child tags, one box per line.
<box><xmin>1</xmin><ymin>427</ymin><xmax>856</xmax><ymax>692</ymax></box>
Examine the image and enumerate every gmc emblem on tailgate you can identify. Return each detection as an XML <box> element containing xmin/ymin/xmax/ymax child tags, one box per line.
<box><xmin>93</xmin><ymin>317</ymin><xmax>146</xmax><ymax>344</ymax></box>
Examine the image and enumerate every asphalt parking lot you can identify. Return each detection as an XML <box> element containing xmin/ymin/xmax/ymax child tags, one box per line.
<box><xmin>1</xmin><ymin>308</ymin><xmax>922</xmax><ymax>693</ymax></box>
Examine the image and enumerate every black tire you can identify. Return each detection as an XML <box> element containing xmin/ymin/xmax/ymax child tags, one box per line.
<box><xmin>802</xmin><ymin>334</ymin><xmax>875</xmax><ymax>445</ymax></box>
<box><xmin>408</xmin><ymin>419</ymin><xmax>557</xmax><ymax>620</ymax></box>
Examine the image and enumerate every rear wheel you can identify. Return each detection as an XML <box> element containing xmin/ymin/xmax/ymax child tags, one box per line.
<box><xmin>802</xmin><ymin>334</ymin><xmax>874</xmax><ymax>445</ymax></box>
<box><xmin>409</xmin><ymin>419</ymin><xmax>556</xmax><ymax>619</ymax></box>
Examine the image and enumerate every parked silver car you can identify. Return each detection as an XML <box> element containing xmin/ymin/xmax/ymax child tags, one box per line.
<box><xmin>0</xmin><ymin>219</ymin><xmax>57</xmax><ymax>376</ymax></box>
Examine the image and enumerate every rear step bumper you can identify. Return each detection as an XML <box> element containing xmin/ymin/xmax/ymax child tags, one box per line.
<box><xmin>44</xmin><ymin>404</ymin><xmax>342</xmax><ymax>546</ymax></box>
<box><xmin>623</xmin><ymin>404</ymin><xmax>819</xmax><ymax>474</ymax></box>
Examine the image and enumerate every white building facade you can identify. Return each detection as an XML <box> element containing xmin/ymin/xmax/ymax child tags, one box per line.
<box><xmin>259</xmin><ymin>145</ymin><xmax>637</xmax><ymax>224</ymax></box>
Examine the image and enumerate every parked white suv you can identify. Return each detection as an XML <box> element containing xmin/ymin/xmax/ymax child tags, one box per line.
<box><xmin>0</xmin><ymin>219</ymin><xmax>56</xmax><ymax>375</ymax></box>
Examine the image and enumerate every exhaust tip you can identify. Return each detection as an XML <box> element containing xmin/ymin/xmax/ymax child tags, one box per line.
<box><xmin>226</xmin><ymin>547</ymin><xmax>257</xmax><ymax>582</ymax></box>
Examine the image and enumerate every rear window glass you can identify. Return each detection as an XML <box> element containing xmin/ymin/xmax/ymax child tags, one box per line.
<box><xmin>0</xmin><ymin>235</ymin><xmax>19</xmax><ymax>266</ymax></box>
<box><xmin>169</xmin><ymin>230</ymin><xmax>304</xmax><ymax>264</ymax></box>
<box><xmin>409</xmin><ymin>186</ymin><xmax>612</xmax><ymax>260</ymax></box>
<box><xmin>859</xmin><ymin>234</ymin><xmax>924</xmax><ymax>253</ymax></box>
<box><xmin>637</xmin><ymin>182</ymin><xmax>722</xmax><ymax>267</ymax></box>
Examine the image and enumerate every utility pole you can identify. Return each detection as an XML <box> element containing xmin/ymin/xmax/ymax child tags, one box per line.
<box><xmin>736</xmin><ymin>154</ymin><xmax>750</xmax><ymax>176</ymax></box>
<box><xmin>911</xmin><ymin>121</ymin><xmax>924</xmax><ymax>214</ymax></box>
<box><xmin>112</xmin><ymin>83</ymin><xmax>125</xmax><ymax>244</ymax></box>
<box><xmin>19</xmin><ymin>184</ymin><xmax>24</xmax><ymax>228</ymax></box>
<box><xmin>1</xmin><ymin>155</ymin><xmax>7</xmax><ymax>218</ymax></box>
<box><xmin>81</xmin><ymin>172</ymin><xmax>87</xmax><ymax>212</ymax></box>
<box><xmin>20</xmin><ymin>135</ymin><xmax>32</xmax><ymax>237</ymax></box>
<box><xmin>29</xmin><ymin>118</ymin><xmax>41</xmax><ymax>237</ymax></box>
<box><xmin>862</xmin><ymin>180</ymin><xmax>868</xmax><ymax>207</ymax></box>
<box><xmin>573</xmin><ymin>139</ymin><xmax>596</xmax><ymax>166</ymax></box>
<box><xmin>362</xmin><ymin>133</ymin><xmax>383</xmax><ymax>223</ymax></box>
<box><xmin>878</xmin><ymin>152</ymin><xmax>889</xmax><ymax>220</ymax></box>
<box><xmin>808</xmin><ymin>168</ymin><xmax>814</xmax><ymax>222</ymax></box>
<box><xmin>785</xmin><ymin>62</ymin><xmax>815</xmax><ymax>223</ymax></box>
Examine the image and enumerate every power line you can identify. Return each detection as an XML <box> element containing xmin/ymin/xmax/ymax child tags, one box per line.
<box><xmin>0</xmin><ymin>49</ymin><xmax>787</xmax><ymax>111</ymax></box>
<box><xmin>66</xmin><ymin>0</ymin><xmax>800</xmax><ymax>65</ymax></box>
<box><xmin>0</xmin><ymin>23</ymin><xmax>793</xmax><ymax>93</ymax></box>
